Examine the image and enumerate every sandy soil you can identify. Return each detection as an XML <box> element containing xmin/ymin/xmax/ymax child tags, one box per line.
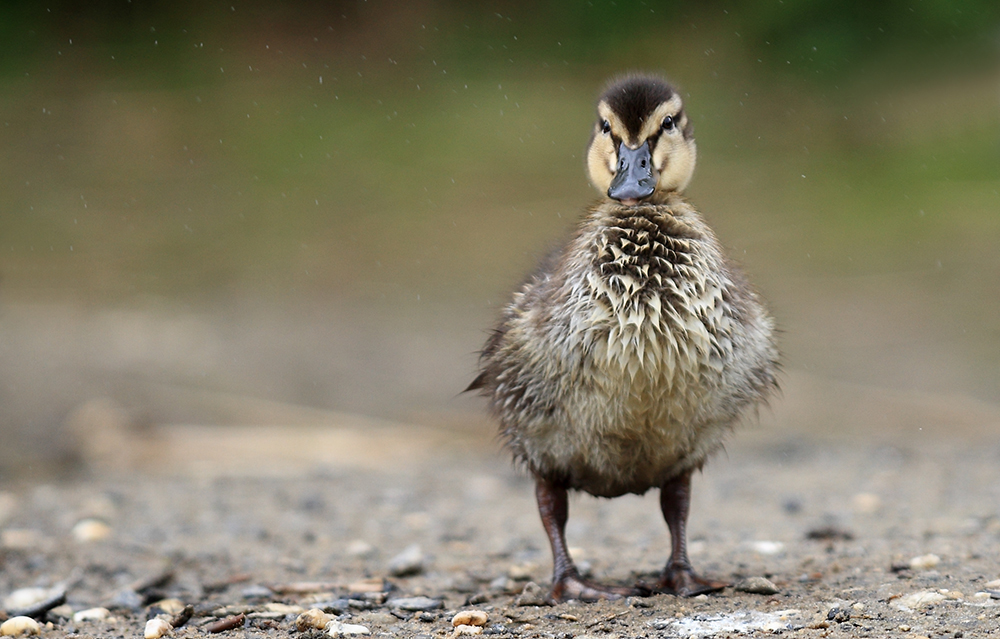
<box><xmin>1</xmin><ymin>376</ymin><xmax>999</xmax><ymax>639</ymax></box>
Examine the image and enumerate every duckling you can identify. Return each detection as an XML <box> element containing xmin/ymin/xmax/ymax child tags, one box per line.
<box><xmin>469</xmin><ymin>75</ymin><xmax>779</xmax><ymax>602</ymax></box>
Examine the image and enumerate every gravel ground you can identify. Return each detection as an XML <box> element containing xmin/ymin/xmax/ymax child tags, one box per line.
<box><xmin>1</xmin><ymin>392</ymin><xmax>999</xmax><ymax>639</ymax></box>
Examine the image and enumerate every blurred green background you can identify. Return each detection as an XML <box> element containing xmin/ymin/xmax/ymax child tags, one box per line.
<box><xmin>0</xmin><ymin>1</ymin><xmax>998</xmax><ymax>475</ymax></box>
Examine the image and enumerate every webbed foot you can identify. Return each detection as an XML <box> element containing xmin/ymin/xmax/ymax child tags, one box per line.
<box><xmin>656</xmin><ymin>566</ymin><xmax>728</xmax><ymax>597</ymax></box>
<box><xmin>551</xmin><ymin>574</ymin><xmax>637</xmax><ymax>603</ymax></box>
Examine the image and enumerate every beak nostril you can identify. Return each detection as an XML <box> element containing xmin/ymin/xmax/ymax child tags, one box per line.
<box><xmin>608</xmin><ymin>141</ymin><xmax>655</xmax><ymax>202</ymax></box>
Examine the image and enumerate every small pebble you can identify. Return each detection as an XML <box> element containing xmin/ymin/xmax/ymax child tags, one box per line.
<box><xmin>269</xmin><ymin>581</ymin><xmax>333</xmax><ymax>595</ymax></box>
<box><xmin>309</xmin><ymin>599</ymin><xmax>351</xmax><ymax>614</ymax></box>
<box><xmin>734</xmin><ymin>577</ymin><xmax>780</xmax><ymax>595</ymax></box>
<box><xmin>827</xmin><ymin>607</ymin><xmax>851</xmax><ymax>623</ymax></box>
<box><xmin>73</xmin><ymin>607</ymin><xmax>111</xmax><ymax>622</ymax></box>
<box><xmin>514</xmin><ymin>582</ymin><xmax>548</xmax><ymax>606</ymax></box>
<box><xmin>239</xmin><ymin>585</ymin><xmax>274</xmax><ymax>600</ymax></box>
<box><xmin>326</xmin><ymin>621</ymin><xmax>371</xmax><ymax>637</ymax></box>
<box><xmin>109</xmin><ymin>588</ymin><xmax>144</xmax><ymax>611</ymax></box>
<box><xmin>346</xmin><ymin>578</ymin><xmax>386</xmax><ymax>593</ymax></box>
<box><xmin>750</xmin><ymin>541</ymin><xmax>785</xmax><ymax>556</ymax></box>
<box><xmin>144</xmin><ymin>618</ymin><xmax>172</xmax><ymax>639</ymax></box>
<box><xmin>453</xmin><ymin>625</ymin><xmax>482</xmax><ymax>636</ymax></box>
<box><xmin>985</xmin><ymin>578</ymin><xmax>1000</xmax><ymax>589</ymax></box>
<box><xmin>150</xmin><ymin>599</ymin><xmax>185</xmax><ymax>616</ymax></box>
<box><xmin>895</xmin><ymin>590</ymin><xmax>947</xmax><ymax>609</ymax></box>
<box><xmin>388</xmin><ymin>596</ymin><xmax>442</xmax><ymax>612</ymax></box>
<box><xmin>246</xmin><ymin>611</ymin><xmax>286</xmax><ymax>620</ymax></box>
<box><xmin>263</xmin><ymin>602</ymin><xmax>303</xmax><ymax>615</ymax></box>
<box><xmin>452</xmin><ymin>611</ymin><xmax>489</xmax><ymax>627</ymax></box>
<box><xmin>296</xmin><ymin>609</ymin><xmax>331</xmax><ymax>632</ymax></box>
<box><xmin>346</xmin><ymin>539</ymin><xmax>375</xmax><ymax>558</ymax></box>
<box><xmin>387</xmin><ymin>544</ymin><xmax>425</xmax><ymax>577</ymax></box>
<box><xmin>1</xmin><ymin>529</ymin><xmax>40</xmax><ymax>550</ymax></box>
<box><xmin>506</xmin><ymin>563</ymin><xmax>537</xmax><ymax>581</ymax></box>
<box><xmin>909</xmin><ymin>554</ymin><xmax>940</xmax><ymax>570</ymax></box>
<box><xmin>489</xmin><ymin>576</ymin><xmax>513</xmax><ymax>592</ymax></box>
<box><xmin>72</xmin><ymin>518</ymin><xmax>113</xmax><ymax>543</ymax></box>
<box><xmin>361</xmin><ymin>612</ymin><xmax>395</xmax><ymax>626</ymax></box>
<box><xmin>47</xmin><ymin>605</ymin><xmax>74</xmax><ymax>622</ymax></box>
<box><xmin>805</xmin><ymin>526</ymin><xmax>854</xmax><ymax>541</ymax></box>
<box><xmin>852</xmin><ymin>493</ymin><xmax>881</xmax><ymax>514</ymax></box>
<box><xmin>0</xmin><ymin>618</ymin><xmax>39</xmax><ymax>637</ymax></box>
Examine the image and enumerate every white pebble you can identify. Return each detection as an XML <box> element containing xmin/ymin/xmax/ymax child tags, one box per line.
<box><xmin>73</xmin><ymin>607</ymin><xmax>111</xmax><ymax>622</ymax></box>
<box><xmin>151</xmin><ymin>599</ymin><xmax>185</xmax><ymax>615</ymax></box>
<box><xmin>451</xmin><ymin>610</ymin><xmax>488</xmax><ymax>627</ymax></box>
<box><xmin>144</xmin><ymin>618</ymin><xmax>172</xmax><ymax>639</ymax></box>
<box><xmin>345</xmin><ymin>539</ymin><xmax>374</xmax><ymax>557</ymax></box>
<box><xmin>894</xmin><ymin>590</ymin><xmax>947</xmax><ymax>610</ymax></box>
<box><xmin>346</xmin><ymin>577</ymin><xmax>385</xmax><ymax>593</ymax></box>
<box><xmin>750</xmin><ymin>541</ymin><xmax>785</xmax><ymax>556</ymax></box>
<box><xmin>326</xmin><ymin>621</ymin><xmax>370</xmax><ymax>636</ymax></box>
<box><xmin>263</xmin><ymin>603</ymin><xmax>303</xmax><ymax>615</ymax></box>
<box><xmin>909</xmin><ymin>554</ymin><xmax>940</xmax><ymax>570</ymax></box>
<box><xmin>387</xmin><ymin>543</ymin><xmax>425</xmax><ymax>576</ymax></box>
<box><xmin>984</xmin><ymin>578</ymin><xmax>1000</xmax><ymax>589</ymax></box>
<box><xmin>734</xmin><ymin>576</ymin><xmax>780</xmax><ymax>595</ymax></box>
<box><xmin>0</xmin><ymin>617</ymin><xmax>40</xmax><ymax>637</ymax></box>
<box><xmin>852</xmin><ymin>493</ymin><xmax>881</xmax><ymax>514</ymax></box>
<box><xmin>72</xmin><ymin>518</ymin><xmax>112</xmax><ymax>543</ymax></box>
<box><xmin>296</xmin><ymin>609</ymin><xmax>331</xmax><ymax>632</ymax></box>
<box><xmin>0</xmin><ymin>530</ymin><xmax>39</xmax><ymax>550</ymax></box>
<box><xmin>453</xmin><ymin>625</ymin><xmax>483</xmax><ymax>636</ymax></box>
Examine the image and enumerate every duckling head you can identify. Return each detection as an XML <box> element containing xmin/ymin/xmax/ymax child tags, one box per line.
<box><xmin>586</xmin><ymin>75</ymin><xmax>696</xmax><ymax>205</ymax></box>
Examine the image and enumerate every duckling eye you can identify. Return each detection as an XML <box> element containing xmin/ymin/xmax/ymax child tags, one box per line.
<box><xmin>661</xmin><ymin>115</ymin><xmax>676</xmax><ymax>132</ymax></box>
<box><xmin>600</xmin><ymin>120</ymin><xmax>611</xmax><ymax>135</ymax></box>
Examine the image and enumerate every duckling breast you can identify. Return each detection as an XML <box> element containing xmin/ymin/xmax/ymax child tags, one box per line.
<box><xmin>479</xmin><ymin>195</ymin><xmax>777</xmax><ymax>496</ymax></box>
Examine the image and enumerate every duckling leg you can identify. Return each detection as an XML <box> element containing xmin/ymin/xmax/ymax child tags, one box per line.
<box><xmin>656</xmin><ymin>471</ymin><xmax>729</xmax><ymax>596</ymax></box>
<box><xmin>535</xmin><ymin>477</ymin><xmax>635</xmax><ymax>602</ymax></box>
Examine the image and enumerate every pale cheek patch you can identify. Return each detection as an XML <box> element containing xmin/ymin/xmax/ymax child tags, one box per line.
<box><xmin>587</xmin><ymin>136</ymin><xmax>617</xmax><ymax>193</ymax></box>
<box><xmin>652</xmin><ymin>143</ymin><xmax>671</xmax><ymax>172</ymax></box>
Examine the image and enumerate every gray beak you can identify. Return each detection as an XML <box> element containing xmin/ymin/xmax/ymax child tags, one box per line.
<box><xmin>607</xmin><ymin>141</ymin><xmax>656</xmax><ymax>202</ymax></box>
